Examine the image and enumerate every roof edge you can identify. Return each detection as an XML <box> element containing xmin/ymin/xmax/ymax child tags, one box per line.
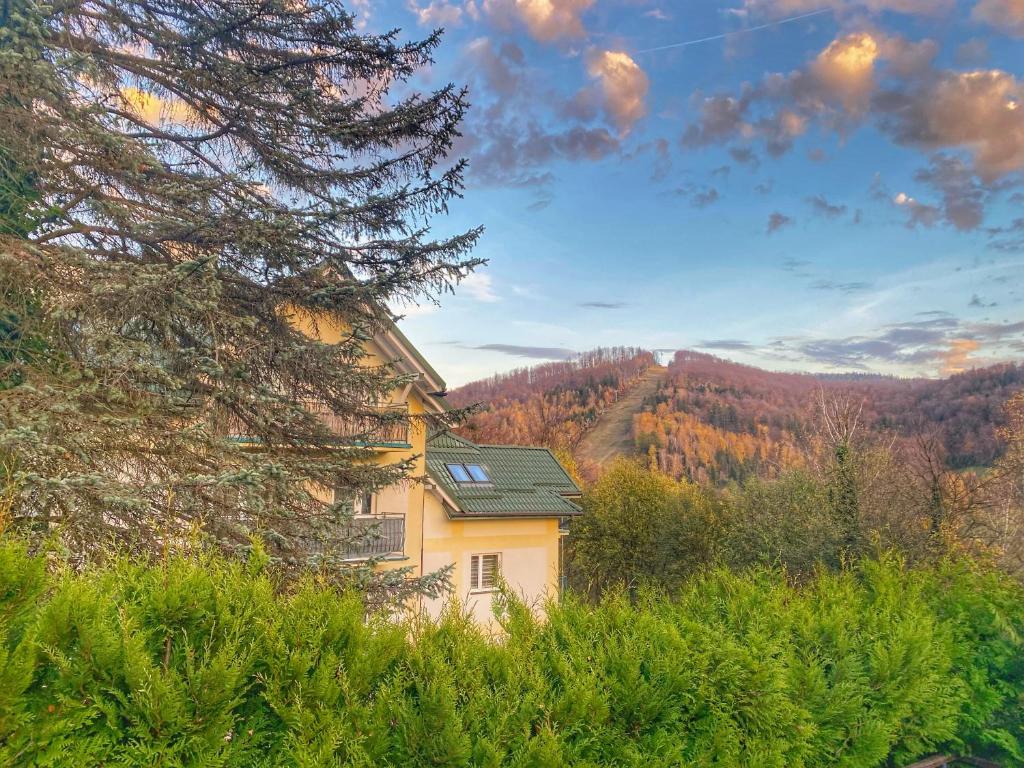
<box><xmin>381</xmin><ymin>317</ymin><xmax>446</xmax><ymax>392</ymax></box>
<box><xmin>425</xmin><ymin>470</ymin><xmax>464</xmax><ymax>514</ymax></box>
<box><xmin>446</xmin><ymin>508</ymin><xmax>583</xmax><ymax>520</ymax></box>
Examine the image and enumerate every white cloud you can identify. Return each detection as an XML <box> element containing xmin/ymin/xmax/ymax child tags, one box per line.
<box><xmin>683</xmin><ymin>30</ymin><xmax>1024</xmax><ymax>181</ymax></box>
<box><xmin>810</xmin><ymin>32</ymin><xmax>880</xmax><ymax>115</ymax></box>
<box><xmin>744</xmin><ymin>0</ymin><xmax>954</xmax><ymax>17</ymax></box>
<box><xmin>887</xmin><ymin>69</ymin><xmax>1024</xmax><ymax>181</ymax></box>
<box><xmin>972</xmin><ymin>0</ymin><xmax>1024</xmax><ymax>37</ymax></box>
<box><xmin>460</xmin><ymin>271</ymin><xmax>500</xmax><ymax>302</ymax></box>
<box><xmin>348</xmin><ymin>0</ymin><xmax>372</xmax><ymax>29</ymax></box>
<box><xmin>408</xmin><ymin>0</ymin><xmax>465</xmax><ymax>26</ymax></box>
<box><xmin>394</xmin><ymin>302</ymin><xmax>439</xmax><ymax>318</ymax></box>
<box><xmin>510</xmin><ymin>283</ymin><xmax>545</xmax><ymax>299</ymax></box>
<box><xmin>483</xmin><ymin>0</ymin><xmax>594</xmax><ymax>42</ymax></box>
<box><xmin>644</xmin><ymin>8</ymin><xmax>671</xmax><ymax>21</ymax></box>
<box><xmin>892</xmin><ymin>190</ymin><xmax>942</xmax><ymax>227</ymax></box>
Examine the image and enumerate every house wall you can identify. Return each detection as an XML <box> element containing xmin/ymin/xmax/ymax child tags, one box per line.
<box><xmin>293</xmin><ymin>312</ymin><xmax>429</xmax><ymax>576</ymax></box>
<box><xmin>420</xmin><ymin>490</ymin><xmax>561</xmax><ymax>628</ymax></box>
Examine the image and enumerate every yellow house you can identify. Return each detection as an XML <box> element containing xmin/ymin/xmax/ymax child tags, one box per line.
<box><xmin>297</xmin><ymin>313</ymin><xmax>582</xmax><ymax>625</ymax></box>
<box><xmin>421</xmin><ymin>432</ymin><xmax>582</xmax><ymax>625</ymax></box>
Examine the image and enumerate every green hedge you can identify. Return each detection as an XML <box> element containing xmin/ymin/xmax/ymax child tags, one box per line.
<box><xmin>0</xmin><ymin>540</ymin><xmax>1021</xmax><ymax>767</ymax></box>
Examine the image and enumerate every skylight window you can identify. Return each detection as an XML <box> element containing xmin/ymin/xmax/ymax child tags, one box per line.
<box><xmin>466</xmin><ymin>464</ymin><xmax>490</xmax><ymax>482</ymax></box>
<box><xmin>446</xmin><ymin>463</ymin><xmax>472</xmax><ymax>482</ymax></box>
<box><xmin>446</xmin><ymin>462</ymin><xmax>491</xmax><ymax>484</ymax></box>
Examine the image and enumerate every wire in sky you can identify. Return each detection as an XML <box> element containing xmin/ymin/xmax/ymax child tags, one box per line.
<box><xmin>635</xmin><ymin>8</ymin><xmax>833</xmax><ymax>54</ymax></box>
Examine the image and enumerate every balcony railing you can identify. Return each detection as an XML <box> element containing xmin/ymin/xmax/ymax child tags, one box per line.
<box><xmin>223</xmin><ymin>402</ymin><xmax>411</xmax><ymax>447</ymax></box>
<box><xmin>304</xmin><ymin>403</ymin><xmax>411</xmax><ymax>446</ymax></box>
<box><xmin>344</xmin><ymin>515</ymin><xmax>406</xmax><ymax>559</ymax></box>
<box><xmin>301</xmin><ymin>515</ymin><xmax>406</xmax><ymax>560</ymax></box>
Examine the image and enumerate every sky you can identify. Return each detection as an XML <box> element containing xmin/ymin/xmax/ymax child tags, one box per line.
<box><xmin>360</xmin><ymin>0</ymin><xmax>1024</xmax><ymax>386</ymax></box>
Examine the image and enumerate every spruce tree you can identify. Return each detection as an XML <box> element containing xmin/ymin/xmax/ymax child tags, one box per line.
<box><xmin>0</xmin><ymin>0</ymin><xmax>481</xmax><ymax>598</ymax></box>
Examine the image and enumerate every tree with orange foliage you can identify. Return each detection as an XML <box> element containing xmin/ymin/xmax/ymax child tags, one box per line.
<box><xmin>452</xmin><ymin>348</ymin><xmax>654</xmax><ymax>450</ymax></box>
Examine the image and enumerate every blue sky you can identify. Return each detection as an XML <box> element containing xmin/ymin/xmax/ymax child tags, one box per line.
<box><xmin>363</xmin><ymin>0</ymin><xmax>1024</xmax><ymax>386</ymax></box>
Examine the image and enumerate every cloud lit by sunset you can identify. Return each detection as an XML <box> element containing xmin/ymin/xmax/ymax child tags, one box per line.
<box><xmin>586</xmin><ymin>50</ymin><xmax>650</xmax><ymax>133</ymax></box>
<box><xmin>119</xmin><ymin>87</ymin><xmax>195</xmax><ymax>126</ymax></box>
<box><xmin>940</xmin><ymin>338</ymin><xmax>983</xmax><ymax>374</ymax></box>
<box><xmin>382</xmin><ymin>0</ymin><xmax>1024</xmax><ymax>384</ymax></box>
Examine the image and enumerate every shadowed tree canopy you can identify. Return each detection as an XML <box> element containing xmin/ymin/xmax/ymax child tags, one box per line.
<box><xmin>0</xmin><ymin>0</ymin><xmax>481</xmax><ymax>597</ymax></box>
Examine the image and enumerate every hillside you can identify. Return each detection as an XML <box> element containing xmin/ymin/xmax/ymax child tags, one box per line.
<box><xmin>449</xmin><ymin>347</ymin><xmax>655</xmax><ymax>449</ymax></box>
<box><xmin>452</xmin><ymin>349</ymin><xmax>1024</xmax><ymax>485</ymax></box>
<box><xmin>640</xmin><ymin>352</ymin><xmax>1024</xmax><ymax>484</ymax></box>
<box><xmin>576</xmin><ymin>365</ymin><xmax>668</xmax><ymax>468</ymax></box>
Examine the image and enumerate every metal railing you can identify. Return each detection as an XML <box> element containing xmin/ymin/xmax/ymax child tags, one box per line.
<box><xmin>341</xmin><ymin>515</ymin><xmax>406</xmax><ymax>560</ymax></box>
<box><xmin>300</xmin><ymin>515</ymin><xmax>406</xmax><ymax>560</ymax></box>
<box><xmin>223</xmin><ymin>402</ymin><xmax>411</xmax><ymax>447</ymax></box>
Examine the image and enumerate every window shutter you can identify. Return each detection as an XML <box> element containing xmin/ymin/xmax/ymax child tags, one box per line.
<box><xmin>481</xmin><ymin>554</ymin><xmax>498</xmax><ymax>589</ymax></box>
<box><xmin>470</xmin><ymin>553</ymin><xmax>500</xmax><ymax>590</ymax></box>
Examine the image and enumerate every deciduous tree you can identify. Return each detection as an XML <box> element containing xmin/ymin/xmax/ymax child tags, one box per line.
<box><xmin>568</xmin><ymin>460</ymin><xmax>721</xmax><ymax>596</ymax></box>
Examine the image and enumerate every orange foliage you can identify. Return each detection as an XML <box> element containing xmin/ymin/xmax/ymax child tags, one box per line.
<box><xmin>637</xmin><ymin>351</ymin><xmax>1024</xmax><ymax>484</ymax></box>
<box><xmin>452</xmin><ymin>347</ymin><xmax>1023</xmax><ymax>486</ymax></box>
<box><xmin>635</xmin><ymin>407</ymin><xmax>805</xmax><ymax>486</ymax></box>
<box><xmin>450</xmin><ymin>348</ymin><xmax>654</xmax><ymax>449</ymax></box>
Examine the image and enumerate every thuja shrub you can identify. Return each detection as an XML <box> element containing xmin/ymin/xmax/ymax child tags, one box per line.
<box><xmin>0</xmin><ymin>540</ymin><xmax>1021</xmax><ymax>767</ymax></box>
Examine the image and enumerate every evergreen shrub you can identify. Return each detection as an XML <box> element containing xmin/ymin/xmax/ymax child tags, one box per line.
<box><xmin>0</xmin><ymin>539</ymin><xmax>1021</xmax><ymax>767</ymax></box>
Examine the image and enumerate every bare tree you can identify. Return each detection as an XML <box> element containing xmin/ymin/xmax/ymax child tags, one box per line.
<box><xmin>817</xmin><ymin>388</ymin><xmax>867</xmax><ymax>552</ymax></box>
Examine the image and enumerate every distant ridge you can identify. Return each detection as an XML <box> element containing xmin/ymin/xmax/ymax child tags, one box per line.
<box><xmin>452</xmin><ymin>348</ymin><xmax>1024</xmax><ymax>484</ymax></box>
<box><xmin>639</xmin><ymin>351</ymin><xmax>1024</xmax><ymax>483</ymax></box>
<box><xmin>812</xmin><ymin>372</ymin><xmax>903</xmax><ymax>382</ymax></box>
<box><xmin>449</xmin><ymin>347</ymin><xmax>655</xmax><ymax>450</ymax></box>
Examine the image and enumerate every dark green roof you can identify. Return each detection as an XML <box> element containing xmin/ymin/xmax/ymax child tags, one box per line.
<box><xmin>426</xmin><ymin>432</ymin><xmax>582</xmax><ymax>518</ymax></box>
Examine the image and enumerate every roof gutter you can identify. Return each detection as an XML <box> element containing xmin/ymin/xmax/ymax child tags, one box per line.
<box><xmin>444</xmin><ymin>510</ymin><xmax>584</xmax><ymax>520</ymax></box>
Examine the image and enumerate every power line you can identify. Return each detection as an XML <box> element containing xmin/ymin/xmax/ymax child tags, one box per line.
<box><xmin>635</xmin><ymin>8</ymin><xmax>832</xmax><ymax>54</ymax></box>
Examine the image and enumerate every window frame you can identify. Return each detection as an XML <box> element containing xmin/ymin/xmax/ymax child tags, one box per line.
<box><xmin>469</xmin><ymin>552</ymin><xmax>501</xmax><ymax>593</ymax></box>
<box><xmin>465</xmin><ymin>463</ymin><xmax>491</xmax><ymax>482</ymax></box>
<box><xmin>333</xmin><ymin>488</ymin><xmax>375</xmax><ymax>517</ymax></box>
<box><xmin>446</xmin><ymin>462</ymin><xmax>492</xmax><ymax>485</ymax></box>
<box><xmin>445</xmin><ymin>463</ymin><xmax>472</xmax><ymax>483</ymax></box>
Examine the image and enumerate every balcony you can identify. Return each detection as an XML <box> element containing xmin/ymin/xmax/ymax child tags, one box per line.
<box><xmin>302</xmin><ymin>515</ymin><xmax>406</xmax><ymax>560</ymax></box>
<box><xmin>223</xmin><ymin>403</ymin><xmax>412</xmax><ymax>448</ymax></box>
<box><xmin>343</xmin><ymin>515</ymin><xmax>406</xmax><ymax>559</ymax></box>
<box><xmin>304</xmin><ymin>403</ymin><xmax>411</xmax><ymax>447</ymax></box>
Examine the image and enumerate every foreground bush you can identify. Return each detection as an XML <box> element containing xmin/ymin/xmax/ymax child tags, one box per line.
<box><xmin>0</xmin><ymin>541</ymin><xmax>1021</xmax><ymax>767</ymax></box>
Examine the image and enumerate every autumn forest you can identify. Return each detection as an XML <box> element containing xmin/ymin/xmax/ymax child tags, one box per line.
<box><xmin>453</xmin><ymin>348</ymin><xmax>1024</xmax><ymax>485</ymax></box>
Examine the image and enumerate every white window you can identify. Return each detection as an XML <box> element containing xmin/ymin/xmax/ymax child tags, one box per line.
<box><xmin>333</xmin><ymin>488</ymin><xmax>373</xmax><ymax>516</ymax></box>
<box><xmin>469</xmin><ymin>553</ymin><xmax>500</xmax><ymax>592</ymax></box>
